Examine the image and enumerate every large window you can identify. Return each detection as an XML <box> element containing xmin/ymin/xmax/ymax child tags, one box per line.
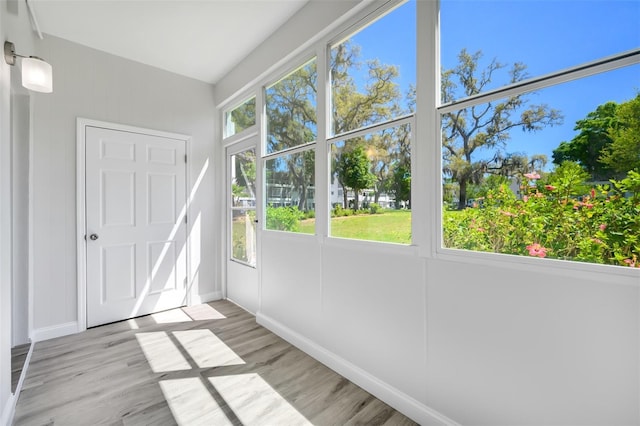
<box><xmin>264</xmin><ymin>58</ymin><xmax>317</xmax><ymax>233</ymax></box>
<box><xmin>265</xmin><ymin>150</ymin><xmax>315</xmax><ymax>234</ymax></box>
<box><xmin>265</xmin><ymin>59</ymin><xmax>317</xmax><ymax>155</ymax></box>
<box><xmin>330</xmin><ymin>120</ymin><xmax>412</xmax><ymax>243</ymax></box>
<box><xmin>224</xmin><ymin>97</ymin><xmax>256</xmax><ymax>138</ymax></box>
<box><xmin>223</xmin><ymin>0</ymin><xmax>638</xmax><ymax>270</ymax></box>
<box><xmin>440</xmin><ymin>0</ymin><xmax>640</xmax><ymax>268</ymax></box>
<box><xmin>440</xmin><ymin>0</ymin><xmax>639</xmax><ymax>97</ymax></box>
<box><xmin>327</xmin><ymin>0</ymin><xmax>415</xmax><ymax>244</ymax></box>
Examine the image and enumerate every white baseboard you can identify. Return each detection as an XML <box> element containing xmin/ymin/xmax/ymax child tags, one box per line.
<box><xmin>31</xmin><ymin>296</ymin><xmax>222</xmax><ymax>342</ymax></box>
<box><xmin>2</xmin><ymin>341</ymin><xmax>34</xmax><ymax>426</ymax></box>
<box><xmin>31</xmin><ymin>321</ymin><xmax>79</xmax><ymax>342</ymax></box>
<box><xmin>190</xmin><ymin>291</ymin><xmax>223</xmax><ymax>305</ymax></box>
<box><xmin>256</xmin><ymin>312</ymin><xmax>459</xmax><ymax>426</ymax></box>
<box><xmin>1</xmin><ymin>393</ymin><xmax>16</xmax><ymax>426</ymax></box>
<box><xmin>225</xmin><ymin>297</ymin><xmax>256</xmax><ymax>316</ymax></box>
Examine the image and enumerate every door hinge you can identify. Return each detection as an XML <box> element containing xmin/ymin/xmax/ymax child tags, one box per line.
<box><xmin>184</xmin><ymin>215</ymin><xmax>187</xmax><ymax>224</ymax></box>
<box><xmin>184</xmin><ymin>154</ymin><xmax>187</xmax><ymax>163</ymax></box>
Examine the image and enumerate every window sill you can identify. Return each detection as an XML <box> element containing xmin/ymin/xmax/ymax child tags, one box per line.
<box><xmin>323</xmin><ymin>235</ymin><xmax>419</xmax><ymax>256</ymax></box>
<box><xmin>434</xmin><ymin>247</ymin><xmax>640</xmax><ymax>286</ymax></box>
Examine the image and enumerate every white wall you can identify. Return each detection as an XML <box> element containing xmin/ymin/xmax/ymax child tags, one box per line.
<box><xmin>257</xmin><ymin>236</ymin><xmax>639</xmax><ymax>425</ymax></box>
<box><xmin>1</xmin><ymin>0</ymin><xmax>38</xmax><ymax>423</ymax></box>
<box><xmin>0</xmin><ymin>34</ymin><xmax>13</xmax><ymax>426</ymax></box>
<box><xmin>11</xmin><ymin>91</ymin><xmax>29</xmax><ymax>347</ymax></box>
<box><xmin>424</xmin><ymin>258</ymin><xmax>638</xmax><ymax>425</ymax></box>
<box><xmin>29</xmin><ymin>36</ymin><xmax>218</xmax><ymax>337</ymax></box>
<box><xmin>216</xmin><ymin>0</ymin><xmax>640</xmax><ymax>424</ymax></box>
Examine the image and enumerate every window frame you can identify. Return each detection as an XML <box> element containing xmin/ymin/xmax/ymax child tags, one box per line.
<box><xmin>216</xmin><ymin>0</ymin><xmax>640</xmax><ymax>280</ymax></box>
<box><xmin>327</xmin><ymin>0</ymin><xmax>416</xmax><ymax>140</ymax></box>
<box><xmin>324</xmin><ymin>0</ymin><xmax>417</xmax><ymax>245</ymax></box>
<box><xmin>261</xmin><ymin>53</ymin><xmax>320</xmax><ymax>235</ymax></box>
<box><xmin>226</xmin><ymin>136</ymin><xmax>259</xmax><ymax>268</ymax></box>
<box><xmin>223</xmin><ymin>95</ymin><xmax>257</xmax><ymax>140</ymax></box>
<box><xmin>262</xmin><ymin>144</ymin><xmax>317</xmax><ymax>235</ymax></box>
<box><xmin>326</xmin><ymin>114</ymin><xmax>415</xmax><ymax>244</ymax></box>
<box><xmin>263</xmin><ymin>56</ymin><xmax>319</xmax><ymax>156</ymax></box>
<box><xmin>433</xmin><ymin>23</ymin><xmax>640</xmax><ymax>278</ymax></box>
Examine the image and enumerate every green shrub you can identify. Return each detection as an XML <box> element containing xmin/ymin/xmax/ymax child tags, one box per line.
<box><xmin>333</xmin><ymin>205</ymin><xmax>356</xmax><ymax>217</ymax></box>
<box><xmin>443</xmin><ymin>168</ymin><xmax>640</xmax><ymax>268</ymax></box>
<box><xmin>266</xmin><ymin>206</ymin><xmax>304</xmax><ymax>232</ymax></box>
<box><xmin>369</xmin><ymin>203</ymin><xmax>381</xmax><ymax>214</ymax></box>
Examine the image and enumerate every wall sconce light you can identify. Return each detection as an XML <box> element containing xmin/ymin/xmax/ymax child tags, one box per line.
<box><xmin>4</xmin><ymin>41</ymin><xmax>53</xmax><ymax>93</ymax></box>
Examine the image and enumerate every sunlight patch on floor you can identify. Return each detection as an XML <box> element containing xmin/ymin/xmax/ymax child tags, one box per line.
<box><xmin>127</xmin><ymin>318</ymin><xmax>140</xmax><ymax>329</ymax></box>
<box><xmin>160</xmin><ymin>378</ymin><xmax>233</xmax><ymax>426</ymax></box>
<box><xmin>151</xmin><ymin>309</ymin><xmax>194</xmax><ymax>324</ymax></box>
<box><xmin>172</xmin><ymin>329</ymin><xmax>245</xmax><ymax>368</ymax></box>
<box><xmin>135</xmin><ymin>332</ymin><xmax>191</xmax><ymax>372</ymax></box>
<box><xmin>182</xmin><ymin>303</ymin><xmax>227</xmax><ymax>321</ymax></box>
<box><xmin>209</xmin><ymin>373</ymin><xmax>312</xmax><ymax>426</ymax></box>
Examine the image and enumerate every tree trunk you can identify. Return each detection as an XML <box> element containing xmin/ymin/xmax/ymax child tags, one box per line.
<box><xmin>354</xmin><ymin>191</ymin><xmax>360</xmax><ymax>211</ymax></box>
<box><xmin>298</xmin><ymin>183</ymin><xmax>307</xmax><ymax>211</ymax></box>
<box><xmin>458</xmin><ymin>180</ymin><xmax>467</xmax><ymax>210</ymax></box>
<box><xmin>342</xmin><ymin>184</ymin><xmax>348</xmax><ymax>208</ymax></box>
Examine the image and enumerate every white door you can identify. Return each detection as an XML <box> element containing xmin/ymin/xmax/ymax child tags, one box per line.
<box><xmin>85</xmin><ymin>126</ymin><xmax>187</xmax><ymax>327</ymax></box>
<box><xmin>226</xmin><ymin>140</ymin><xmax>259</xmax><ymax>313</ymax></box>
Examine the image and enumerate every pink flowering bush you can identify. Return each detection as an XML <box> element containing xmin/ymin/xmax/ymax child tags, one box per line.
<box><xmin>443</xmin><ymin>164</ymin><xmax>640</xmax><ymax>267</ymax></box>
<box><xmin>526</xmin><ymin>243</ymin><xmax>547</xmax><ymax>258</ymax></box>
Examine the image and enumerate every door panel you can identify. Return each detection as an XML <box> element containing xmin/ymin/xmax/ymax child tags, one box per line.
<box><xmin>148</xmin><ymin>173</ymin><xmax>176</xmax><ymax>224</ymax></box>
<box><xmin>86</xmin><ymin>126</ymin><xmax>187</xmax><ymax>327</ymax></box>
<box><xmin>102</xmin><ymin>244</ymin><xmax>136</xmax><ymax>302</ymax></box>
<box><xmin>148</xmin><ymin>240</ymin><xmax>178</xmax><ymax>294</ymax></box>
<box><xmin>102</xmin><ymin>170</ymin><xmax>135</xmax><ymax>226</ymax></box>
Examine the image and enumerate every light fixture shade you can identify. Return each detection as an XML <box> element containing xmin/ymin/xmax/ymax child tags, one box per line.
<box><xmin>21</xmin><ymin>57</ymin><xmax>53</xmax><ymax>93</ymax></box>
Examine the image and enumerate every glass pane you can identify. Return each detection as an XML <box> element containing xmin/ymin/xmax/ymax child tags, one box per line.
<box><xmin>224</xmin><ymin>97</ymin><xmax>256</xmax><ymax>138</ymax></box>
<box><xmin>230</xmin><ymin>149</ymin><xmax>257</xmax><ymax>208</ymax></box>
<box><xmin>330</xmin><ymin>123</ymin><xmax>411</xmax><ymax>244</ymax></box>
<box><xmin>440</xmin><ymin>0</ymin><xmax>640</xmax><ymax>102</ymax></box>
<box><xmin>231</xmin><ymin>209</ymin><xmax>256</xmax><ymax>266</ymax></box>
<box><xmin>441</xmin><ymin>65</ymin><xmax>640</xmax><ymax>268</ymax></box>
<box><xmin>265</xmin><ymin>150</ymin><xmax>315</xmax><ymax>234</ymax></box>
<box><xmin>265</xmin><ymin>59</ymin><xmax>317</xmax><ymax>154</ymax></box>
<box><xmin>331</xmin><ymin>0</ymin><xmax>416</xmax><ymax>136</ymax></box>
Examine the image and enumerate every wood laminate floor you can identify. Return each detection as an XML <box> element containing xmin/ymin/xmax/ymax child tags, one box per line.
<box><xmin>13</xmin><ymin>300</ymin><xmax>418</xmax><ymax>426</ymax></box>
<box><xmin>11</xmin><ymin>343</ymin><xmax>30</xmax><ymax>393</ymax></box>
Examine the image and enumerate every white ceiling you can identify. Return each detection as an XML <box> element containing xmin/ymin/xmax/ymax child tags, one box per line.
<box><xmin>29</xmin><ymin>0</ymin><xmax>310</xmax><ymax>84</ymax></box>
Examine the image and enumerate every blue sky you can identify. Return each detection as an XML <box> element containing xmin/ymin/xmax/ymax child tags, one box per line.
<box><xmin>346</xmin><ymin>0</ymin><xmax>640</xmax><ymax>170</ymax></box>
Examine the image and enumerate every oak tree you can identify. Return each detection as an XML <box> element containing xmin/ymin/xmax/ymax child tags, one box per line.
<box><xmin>442</xmin><ymin>49</ymin><xmax>563</xmax><ymax>209</ymax></box>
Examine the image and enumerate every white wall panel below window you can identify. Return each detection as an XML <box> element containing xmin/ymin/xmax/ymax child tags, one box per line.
<box><xmin>425</xmin><ymin>258</ymin><xmax>639</xmax><ymax>425</ymax></box>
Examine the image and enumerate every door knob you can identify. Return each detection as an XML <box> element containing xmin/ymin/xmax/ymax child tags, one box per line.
<box><xmin>89</xmin><ymin>234</ymin><xmax>99</xmax><ymax>241</ymax></box>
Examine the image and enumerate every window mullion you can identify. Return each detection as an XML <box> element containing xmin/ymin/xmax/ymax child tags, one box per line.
<box><xmin>438</xmin><ymin>48</ymin><xmax>640</xmax><ymax>114</ymax></box>
<box><xmin>412</xmin><ymin>0</ymin><xmax>437</xmax><ymax>256</ymax></box>
<box><xmin>327</xmin><ymin>114</ymin><xmax>414</xmax><ymax>145</ymax></box>
<box><xmin>262</xmin><ymin>141</ymin><xmax>317</xmax><ymax>161</ymax></box>
<box><xmin>315</xmin><ymin>43</ymin><xmax>330</xmax><ymax>239</ymax></box>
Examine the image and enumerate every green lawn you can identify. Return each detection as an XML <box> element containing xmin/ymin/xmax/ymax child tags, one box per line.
<box><xmin>298</xmin><ymin>210</ymin><xmax>411</xmax><ymax>244</ymax></box>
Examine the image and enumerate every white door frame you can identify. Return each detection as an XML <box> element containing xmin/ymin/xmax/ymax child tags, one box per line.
<box><xmin>223</xmin><ymin>130</ymin><xmax>261</xmax><ymax>313</ymax></box>
<box><xmin>226</xmin><ymin>135</ymin><xmax>258</xmax><ymax>267</ymax></box>
<box><xmin>76</xmin><ymin>118</ymin><xmax>192</xmax><ymax>332</ymax></box>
